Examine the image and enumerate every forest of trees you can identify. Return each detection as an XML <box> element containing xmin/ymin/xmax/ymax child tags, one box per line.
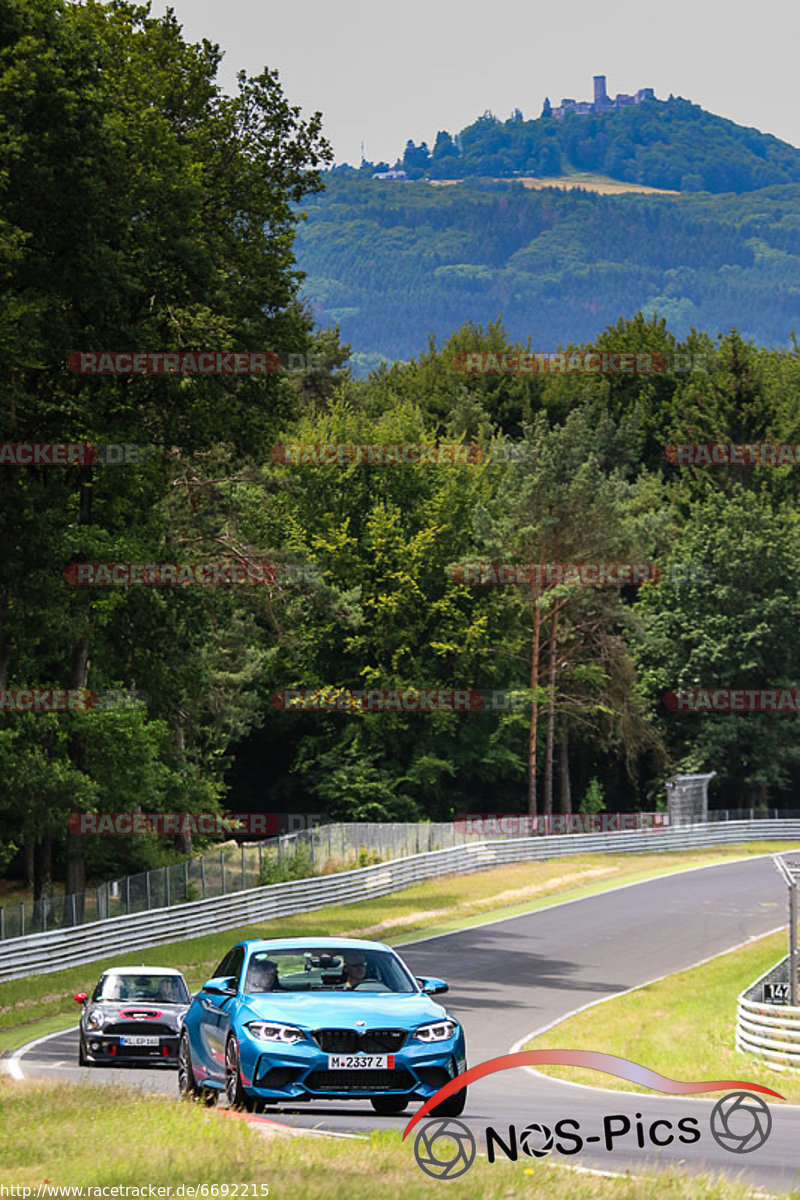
<box><xmin>2</xmin><ymin>2</ymin><xmax>800</xmax><ymax>903</ymax></box>
<box><xmin>352</xmin><ymin>97</ymin><xmax>800</xmax><ymax>192</ymax></box>
<box><xmin>293</xmin><ymin>176</ymin><xmax>800</xmax><ymax>364</ymax></box>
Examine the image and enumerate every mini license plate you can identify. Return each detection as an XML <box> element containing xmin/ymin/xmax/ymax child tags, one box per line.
<box><xmin>327</xmin><ymin>1054</ymin><xmax>394</xmax><ymax>1070</ymax></box>
<box><xmin>120</xmin><ymin>1036</ymin><xmax>160</xmax><ymax>1047</ymax></box>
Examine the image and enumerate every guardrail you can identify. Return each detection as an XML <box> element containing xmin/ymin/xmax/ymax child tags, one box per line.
<box><xmin>736</xmin><ymin>955</ymin><xmax>800</xmax><ymax>1067</ymax></box>
<box><xmin>2</xmin><ymin>819</ymin><xmax>799</xmax><ymax>983</ymax></box>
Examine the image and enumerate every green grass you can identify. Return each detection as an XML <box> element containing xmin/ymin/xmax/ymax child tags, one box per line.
<box><xmin>526</xmin><ymin>928</ymin><xmax>800</xmax><ymax>1100</ymax></box>
<box><xmin>0</xmin><ymin>1012</ymin><xmax>83</xmax><ymax>1054</ymax></box>
<box><xmin>1</xmin><ymin>841</ymin><xmax>795</xmax><ymax>1039</ymax></box>
<box><xmin>0</xmin><ymin>1078</ymin><xmax>784</xmax><ymax>1198</ymax></box>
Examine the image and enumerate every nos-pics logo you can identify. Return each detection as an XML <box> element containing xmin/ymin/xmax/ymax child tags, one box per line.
<box><xmin>403</xmin><ymin>1051</ymin><xmax>782</xmax><ymax>1180</ymax></box>
<box><xmin>413</xmin><ymin>1094</ymin><xmax>773</xmax><ymax>1179</ymax></box>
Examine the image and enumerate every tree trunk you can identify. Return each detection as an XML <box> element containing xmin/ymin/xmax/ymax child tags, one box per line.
<box><xmin>24</xmin><ymin>836</ymin><xmax>35</xmax><ymax>889</ymax></box>
<box><xmin>33</xmin><ymin>830</ymin><xmax>53</xmax><ymax>930</ymax></box>
<box><xmin>174</xmin><ymin>723</ymin><xmax>193</xmax><ymax>857</ymax></box>
<box><xmin>65</xmin><ymin>496</ymin><xmax>93</xmax><ymax>922</ymax></box>
<box><xmin>527</xmin><ymin>591</ymin><xmax>541</xmax><ymax>822</ymax></box>
<box><xmin>559</xmin><ymin>726</ymin><xmax>572</xmax><ymax>815</ymax></box>
<box><xmin>543</xmin><ymin>608</ymin><xmax>560</xmax><ymax>818</ymax></box>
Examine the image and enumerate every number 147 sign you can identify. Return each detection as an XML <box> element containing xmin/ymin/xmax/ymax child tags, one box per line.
<box><xmin>763</xmin><ymin>982</ymin><xmax>789</xmax><ymax>1004</ymax></box>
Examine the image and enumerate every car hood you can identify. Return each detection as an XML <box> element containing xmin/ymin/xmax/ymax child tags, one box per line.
<box><xmin>239</xmin><ymin>991</ymin><xmax>450</xmax><ymax>1030</ymax></box>
<box><xmin>90</xmin><ymin>1001</ymin><xmax>188</xmax><ymax>1020</ymax></box>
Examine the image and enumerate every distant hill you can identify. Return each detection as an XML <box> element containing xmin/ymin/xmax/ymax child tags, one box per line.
<box><xmin>349</xmin><ymin>97</ymin><xmax>800</xmax><ymax>195</ymax></box>
<box><xmin>294</xmin><ymin>177</ymin><xmax>800</xmax><ymax>364</ymax></box>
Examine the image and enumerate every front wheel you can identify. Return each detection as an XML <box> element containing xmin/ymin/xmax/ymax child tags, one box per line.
<box><xmin>178</xmin><ymin>1031</ymin><xmax>211</xmax><ymax>1102</ymax></box>
<box><xmin>429</xmin><ymin>1086</ymin><xmax>467</xmax><ymax>1117</ymax></box>
<box><xmin>370</xmin><ymin>1095</ymin><xmax>409</xmax><ymax>1115</ymax></box>
<box><xmin>225</xmin><ymin>1037</ymin><xmax>258</xmax><ymax>1112</ymax></box>
<box><xmin>78</xmin><ymin>1036</ymin><xmax>90</xmax><ymax>1067</ymax></box>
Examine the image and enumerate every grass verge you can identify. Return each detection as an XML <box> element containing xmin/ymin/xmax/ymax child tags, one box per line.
<box><xmin>525</xmin><ymin>928</ymin><xmax>800</xmax><ymax>1101</ymax></box>
<box><xmin>1</xmin><ymin>841</ymin><xmax>794</xmax><ymax>1037</ymax></box>
<box><xmin>0</xmin><ymin>1079</ymin><xmax>781</xmax><ymax>1198</ymax></box>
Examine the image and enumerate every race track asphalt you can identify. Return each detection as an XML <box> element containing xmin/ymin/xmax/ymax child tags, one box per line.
<box><xmin>8</xmin><ymin>855</ymin><xmax>799</xmax><ymax>1192</ymax></box>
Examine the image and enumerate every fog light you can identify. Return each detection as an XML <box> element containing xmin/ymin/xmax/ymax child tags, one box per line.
<box><xmin>91</xmin><ymin>1042</ymin><xmax>99</xmax><ymax>1050</ymax></box>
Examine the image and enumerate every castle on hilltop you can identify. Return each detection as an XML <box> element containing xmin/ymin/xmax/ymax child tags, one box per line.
<box><xmin>547</xmin><ymin>76</ymin><xmax>655</xmax><ymax>119</ymax></box>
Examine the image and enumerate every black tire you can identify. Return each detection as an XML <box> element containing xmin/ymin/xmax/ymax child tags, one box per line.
<box><xmin>370</xmin><ymin>1095</ymin><xmax>409</xmax><ymax>1115</ymax></box>
<box><xmin>178</xmin><ymin>1031</ymin><xmax>204</xmax><ymax>1101</ymax></box>
<box><xmin>78</xmin><ymin>1036</ymin><xmax>90</xmax><ymax>1067</ymax></box>
<box><xmin>225</xmin><ymin>1036</ymin><xmax>258</xmax><ymax>1112</ymax></box>
<box><xmin>429</xmin><ymin>1087</ymin><xmax>467</xmax><ymax>1117</ymax></box>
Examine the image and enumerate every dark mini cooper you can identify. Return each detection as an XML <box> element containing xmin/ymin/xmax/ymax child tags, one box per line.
<box><xmin>74</xmin><ymin>966</ymin><xmax>191</xmax><ymax>1066</ymax></box>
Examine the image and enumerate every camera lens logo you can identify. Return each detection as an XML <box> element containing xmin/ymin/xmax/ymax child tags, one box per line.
<box><xmin>710</xmin><ymin>1092</ymin><xmax>772</xmax><ymax>1154</ymax></box>
<box><xmin>519</xmin><ymin>1122</ymin><xmax>554</xmax><ymax>1158</ymax></box>
<box><xmin>414</xmin><ymin>1118</ymin><xmax>476</xmax><ymax>1179</ymax></box>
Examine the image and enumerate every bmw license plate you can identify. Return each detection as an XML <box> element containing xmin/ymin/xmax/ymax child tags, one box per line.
<box><xmin>327</xmin><ymin>1054</ymin><xmax>394</xmax><ymax>1069</ymax></box>
<box><xmin>120</xmin><ymin>1036</ymin><xmax>160</xmax><ymax>1047</ymax></box>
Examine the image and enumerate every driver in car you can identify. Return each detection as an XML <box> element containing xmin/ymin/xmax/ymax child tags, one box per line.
<box><xmin>341</xmin><ymin>952</ymin><xmax>369</xmax><ymax>989</ymax></box>
<box><xmin>246</xmin><ymin>958</ymin><xmax>280</xmax><ymax>992</ymax></box>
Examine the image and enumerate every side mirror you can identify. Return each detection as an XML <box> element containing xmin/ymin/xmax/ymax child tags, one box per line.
<box><xmin>201</xmin><ymin>975</ymin><xmax>238</xmax><ymax>996</ymax></box>
<box><xmin>73</xmin><ymin>991</ymin><xmax>88</xmax><ymax>1005</ymax></box>
<box><xmin>418</xmin><ymin>977</ymin><xmax>449</xmax><ymax>996</ymax></box>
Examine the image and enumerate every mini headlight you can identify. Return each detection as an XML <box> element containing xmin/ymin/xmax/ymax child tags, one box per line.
<box><xmin>85</xmin><ymin>1008</ymin><xmax>104</xmax><ymax>1031</ymax></box>
<box><xmin>414</xmin><ymin>1020</ymin><xmax>457</xmax><ymax>1042</ymax></box>
<box><xmin>244</xmin><ymin>1021</ymin><xmax>306</xmax><ymax>1044</ymax></box>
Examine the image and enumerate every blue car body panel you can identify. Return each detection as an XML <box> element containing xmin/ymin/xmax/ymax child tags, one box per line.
<box><xmin>182</xmin><ymin>937</ymin><xmax>466</xmax><ymax>1103</ymax></box>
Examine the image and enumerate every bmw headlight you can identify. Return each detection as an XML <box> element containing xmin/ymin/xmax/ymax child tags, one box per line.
<box><xmin>85</xmin><ymin>1008</ymin><xmax>105</xmax><ymax>1031</ymax></box>
<box><xmin>413</xmin><ymin>1020</ymin><xmax>457</xmax><ymax>1042</ymax></box>
<box><xmin>244</xmin><ymin>1021</ymin><xmax>306</xmax><ymax>1044</ymax></box>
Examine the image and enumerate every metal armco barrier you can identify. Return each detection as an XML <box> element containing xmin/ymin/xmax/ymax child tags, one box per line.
<box><xmin>1</xmin><ymin>819</ymin><xmax>799</xmax><ymax>982</ymax></box>
<box><xmin>736</xmin><ymin>955</ymin><xmax>800</xmax><ymax>1067</ymax></box>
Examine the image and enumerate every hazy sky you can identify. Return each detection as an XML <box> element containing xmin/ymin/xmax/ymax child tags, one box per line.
<box><xmin>164</xmin><ymin>0</ymin><xmax>799</xmax><ymax>166</ymax></box>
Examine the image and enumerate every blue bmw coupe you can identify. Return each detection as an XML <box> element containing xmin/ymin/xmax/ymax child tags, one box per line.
<box><xmin>178</xmin><ymin>937</ymin><xmax>467</xmax><ymax>1115</ymax></box>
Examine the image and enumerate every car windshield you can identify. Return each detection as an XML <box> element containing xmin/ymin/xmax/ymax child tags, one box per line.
<box><xmin>96</xmin><ymin>974</ymin><xmax>190</xmax><ymax>1004</ymax></box>
<box><xmin>243</xmin><ymin>948</ymin><xmax>417</xmax><ymax>994</ymax></box>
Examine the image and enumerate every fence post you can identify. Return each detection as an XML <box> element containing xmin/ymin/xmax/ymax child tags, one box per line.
<box><xmin>165</xmin><ymin>865</ymin><xmax>170</xmax><ymax>907</ymax></box>
<box><xmin>200</xmin><ymin>856</ymin><xmax>206</xmax><ymax>899</ymax></box>
<box><xmin>126</xmin><ymin>875</ymin><xmax>131</xmax><ymax>915</ymax></box>
<box><xmin>258</xmin><ymin>842</ymin><xmax>263</xmax><ymax>876</ymax></box>
<box><xmin>184</xmin><ymin>859</ymin><xmax>190</xmax><ymax>901</ymax></box>
<box><xmin>221</xmin><ymin>850</ymin><xmax>226</xmax><ymax>895</ymax></box>
<box><xmin>146</xmin><ymin>871</ymin><xmax>151</xmax><ymax>910</ymax></box>
<box><xmin>95</xmin><ymin>887</ymin><xmax>102</xmax><ymax>922</ymax></box>
<box><xmin>0</xmin><ymin>907</ymin><xmax>3</xmax><ymax>940</ymax></box>
<box><xmin>71</xmin><ymin>893</ymin><xmax>77</xmax><ymax>927</ymax></box>
<box><xmin>310</xmin><ymin>826</ymin><xmax>315</xmax><ymax>866</ymax></box>
<box><xmin>241</xmin><ymin>843</ymin><xmax>246</xmax><ymax>888</ymax></box>
<box><xmin>20</xmin><ymin>902</ymin><xmax>24</xmax><ymax>937</ymax></box>
<box><xmin>790</xmin><ymin>877</ymin><xmax>798</xmax><ymax>1007</ymax></box>
<box><xmin>42</xmin><ymin>898</ymin><xmax>47</xmax><ymax>932</ymax></box>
